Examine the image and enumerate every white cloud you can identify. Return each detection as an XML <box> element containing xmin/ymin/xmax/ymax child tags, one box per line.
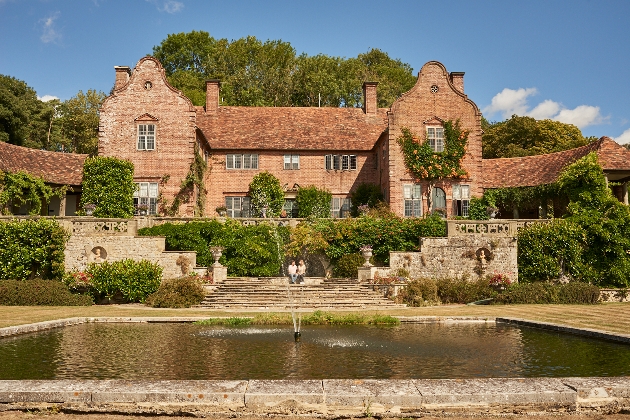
<box><xmin>146</xmin><ymin>0</ymin><xmax>184</xmax><ymax>13</ymax></box>
<box><xmin>484</xmin><ymin>87</ymin><xmax>607</xmax><ymax>129</ymax></box>
<box><xmin>482</xmin><ymin>87</ymin><xmax>537</xmax><ymax>119</ymax></box>
<box><xmin>614</xmin><ymin>128</ymin><xmax>630</xmax><ymax>145</ymax></box>
<box><xmin>38</xmin><ymin>95</ymin><xmax>59</xmax><ymax>102</ymax></box>
<box><xmin>39</xmin><ymin>12</ymin><xmax>61</xmax><ymax>44</ymax></box>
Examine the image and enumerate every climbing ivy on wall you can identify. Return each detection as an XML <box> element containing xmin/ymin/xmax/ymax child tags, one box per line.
<box><xmin>397</xmin><ymin>120</ymin><xmax>469</xmax><ymax>181</ymax></box>
<box><xmin>81</xmin><ymin>156</ymin><xmax>135</xmax><ymax>218</ymax></box>
<box><xmin>163</xmin><ymin>145</ymin><xmax>208</xmax><ymax>217</ymax></box>
<box><xmin>0</xmin><ymin>170</ymin><xmax>63</xmax><ymax>215</ymax></box>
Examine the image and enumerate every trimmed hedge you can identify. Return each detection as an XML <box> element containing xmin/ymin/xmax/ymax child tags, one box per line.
<box><xmin>494</xmin><ymin>281</ymin><xmax>600</xmax><ymax>304</ymax></box>
<box><xmin>86</xmin><ymin>259</ymin><xmax>163</xmax><ymax>303</ymax></box>
<box><xmin>0</xmin><ymin>218</ymin><xmax>69</xmax><ymax>280</ymax></box>
<box><xmin>0</xmin><ymin>280</ymin><xmax>92</xmax><ymax>306</ymax></box>
<box><xmin>146</xmin><ymin>276</ymin><xmax>205</xmax><ymax>308</ymax></box>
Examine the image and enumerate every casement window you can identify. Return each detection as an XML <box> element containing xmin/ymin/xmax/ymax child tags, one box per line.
<box><xmin>432</xmin><ymin>187</ymin><xmax>447</xmax><ymax>216</ymax></box>
<box><xmin>284</xmin><ymin>155</ymin><xmax>300</xmax><ymax>170</ymax></box>
<box><xmin>225</xmin><ymin>196</ymin><xmax>251</xmax><ymax>217</ymax></box>
<box><xmin>330</xmin><ymin>197</ymin><xmax>350</xmax><ymax>218</ymax></box>
<box><xmin>283</xmin><ymin>199</ymin><xmax>298</xmax><ymax>218</ymax></box>
<box><xmin>137</xmin><ymin>124</ymin><xmax>155</xmax><ymax>150</ymax></box>
<box><xmin>325</xmin><ymin>154</ymin><xmax>357</xmax><ymax>171</ymax></box>
<box><xmin>427</xmin><ymin>127</ymin><xmax>444</xmax><ymax>152</ymax></box>
<box><xmin>452</xmin><ymin>184</ymin><xmax>470</xmax><ymax>217</ymax></box>
<box><xmin>226</xmin><ymin>154</ymin><xmax>259</xmax><ymax>170</ymax></box>
<box><xmin>133</xmin><ymin>182</ymin><xmax>158</xmax><ymax>215</ymax></box>
<box><xmin>403</xmin><ymin>184</ymin><xmax>422</xmax><ymax>217</ymax></box>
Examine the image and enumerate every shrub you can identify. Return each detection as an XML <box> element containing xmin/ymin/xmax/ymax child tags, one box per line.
<box><xmin>296</xmin><ymin>185</ymin><xmax>332</xmax><ymax>218</ymax></box>
<box><xmin>494</xmin><ymin>281</ymin><xmax>600</xmax><ymax>304</ymax></box>
<box><xmin>248</xmin><ymin>171</ymin><xmax>285</xmax><ymax>217</ymax></box>
<box><xmin>0</xmin><ymin>170</ymin><xmax>60</xmax><ymax>215</ymax></box>
<box><xmin>397</xmin><ymin>278</ymin><xmax>438</xmax><ymax>306</ymax></box>
<box><xmin>467</xmin><ymin>196</ymin><xmax>489</xmax><ymax>220</ymax></box>
<box><xmin>146</xmin><ymin>276</ymin><xmax>205</xmax><ymax>308</ymax></box>
<box><xmin>436</xmin><ymin>276</ymin><xmax>495</xmax><ymax>304</ymax></box>
<box><xmin>0</xmin><ymin>279</ymin><xmax>92</xmax><ymax>306</ymax></box>
<box><xmin>86</xmin><ymin>259</ymin><xmax>162</xmax><ymax>303</ymax></box>
<box><xmin>350</xmin><ymin>183</ymin><xmax>384</xmax><ymax>216</ymax></box>
<box><xmin>0</xmin><ymin>218</ymin><xmax>69</xmax><ymax>280</ymax></box>
<box><xmin>81</xmin><ymin>156</ymin><xmax>135</xmax><ymax>218</ymax></box>
<box><xmin>333</xmin><ymin>253</ymin><xmax>364</xmax><ymax>278</ymax></box>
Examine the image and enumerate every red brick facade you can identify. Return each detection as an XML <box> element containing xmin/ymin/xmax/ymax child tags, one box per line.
<box><xmin>96</xmin><ymin>57</ymin><xmax>484</xmax><ymax>218</ymax></box>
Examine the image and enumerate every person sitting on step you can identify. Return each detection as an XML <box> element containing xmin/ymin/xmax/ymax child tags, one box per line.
<box><xmin>288</xmin><ymin>260</ymin><xmax>298</xmax><ymax>284</ymax></box>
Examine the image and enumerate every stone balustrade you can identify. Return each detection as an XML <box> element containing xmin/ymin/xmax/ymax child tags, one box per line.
<box><xmin>447</xmin><ymin>219</ymin><xmax>550</xmax><ymax>237</ymax></box>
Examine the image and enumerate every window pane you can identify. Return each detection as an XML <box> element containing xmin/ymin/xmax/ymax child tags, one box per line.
<box><xmin>342</xmin><ymin>155</ymin><xmax>349</xmax><ymax>170</ymax></box>
<box><xmin>149</xmin><ymin>197</ymin><xmax>157</xmax><ymax>215</ymax></box>
<box><xmin>251</xmin><ymin>154</ymin><xmax>258</xmax><ymax>169</ymax></box>
<box><xmin>325</xmin><ymin>155</ymin><xmax>332</xmax><ymax>170</ymax></box>
<box><xmin>453</xmin><ymin>184</ymin><xmax>461</xmax><ymax>200</ymax></box>
<box><xmin>461</xmin><ymin>185</ymin><xmax>470</xmax><ymax>199</ymax></box>
<box><xmin>148</xmin><ymin>183</ymin><xmax>158</xmax><ymax>198</ymax></box>
<box><xmin>333</xmin><ymin>155</ymin><xmax>340</xmax><ymax>170</ymax></box>
<box><xmin>284</xmin><ymin>155</ymin><xmax>291</xmax><ymax>170</ymax></box>
<box><xmin>404</xmin><ymin>200</ymin><xmax>412</xmax><ymax>217</ymax></box>
<box><xmin>293</xmin><ymin>155</ymin><xmax>299</xmax><ymax>170</ymax></box>
<box><xmin>413</xmin><ymin>200</ymin><xmax>422</xmax><ymax>217</ymax></box>
<box><xmin>413</xmin><ymin>184</ymin><xmax>422</xmax><ymax>199</ymax></box>
<box><xmin>242</xmin><ymin>197</ymin><xmax>251</xmax><ymax>217</ymax></box>
<box><xmin>226</xmin><ymin>155</ymin><xmax>234</xmax><ymax>169</ymax></box>
<box><xmin>462</xmin><ymin>200</ymin><xmax>470</xmax><ymax>217</ymax></box>
<box><xmin>403</xmin><ymin>185</ymin><xmax>411</xmax><ymax>199</ymax></box>
<box><xmin>350</xmin><ymin>155</ymin><xmax>357</xmax><ymax>170</ymax></box>
<box><xmin>243</xmin><ymin>154</ymin><xmax>251</xmax><ymax>169</ymax></box>
<box><xmin>234</xmin><ymin>155</ymin><xmax>242</xmax><ymax>169</ymax></box>
<box><xmin>139</xmin><ymin>182</ymin><xmax>148</xmax><ymax>197</ymax></box>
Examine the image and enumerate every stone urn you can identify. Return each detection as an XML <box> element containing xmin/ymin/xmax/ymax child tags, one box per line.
<box><xmin>210</xmin><ymin>246</ymin><xmax>224</xmax><ymax>267</ymax></box>
<box><xmin>361</xmin><ymin>247</ymin><xmax>373</xmax><ymax>267</ymax></box>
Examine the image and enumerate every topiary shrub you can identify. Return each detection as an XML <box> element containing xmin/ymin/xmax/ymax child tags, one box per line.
<box><xmin>333</xmin><ymin>253</ymin><xmax>364</xmax><ymax>278</ymax></box>
<box><xmin>436</xmin><ymin>276</ymin><xmax>495</xmax><ymax>304</ymax></box>
<box><xmin>248</xmin><ymin>171</ymin><xmax>285</xmax><ymax>217</ymax></box>
<box><xmin>296</xmin><ymin>185</ymin><xmax>332</xmax><ymax>218</ymax></box>
<box><xmin>397</xmin><ymin>278</ymin><xmax>438</xmax><ymax>306</ymax></box>
<box><xmin>86</xmin><ymin>259</ymin><xmax>162</xmax><ymax>303</ymax></box>
<box><xmin>145</xmin><ymin>276</ymin><xmax>205</xmax><ymax>308</ymax></box>
<box><xmin>0</xmin><ymin>279</ymin><xmax>92</xmax><ymax>306</ymax></box>
<box><xmin>0</xmin><ymin>218</ymin><xmax>69</xmax><ymax>280</ymax></box>
<box><xmin>81</xmin><ymin>156</ymin><xmax>135</xmax><ymax>218</ymax></box>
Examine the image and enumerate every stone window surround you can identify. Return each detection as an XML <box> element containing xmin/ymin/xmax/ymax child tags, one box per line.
<box><xmin>137</xmin><ymin>123</ymin><xmax>156</xmax><ymax>151</ymax></box>
<box><xmin>426</xmin><ymin>126</ymin><xmax>444</xmax><ymax>153</ymax></box>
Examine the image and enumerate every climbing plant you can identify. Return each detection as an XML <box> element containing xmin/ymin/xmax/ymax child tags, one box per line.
<box><xmin>81</xmin><ymin>156</ymin><xmax>135</xmax><ymax>218</ymax></box>
<box><xmin>296</xmin><ymin>185</ymin><xmax>332</xmax><ymax>218</ymax></box>
<box><xmin>0</xmin><ymin>170</ymin><xmax>62</xmax><ymax>215</ymax></box>
<box><xmin>397</xmin><ymin>120</ymin><xmax>469</xmax><ymax>211</ymax></box>
<box><xmin>162</xmin><ymin>145</ymin><xmax>208</xmax><ymax>216</ymax></box>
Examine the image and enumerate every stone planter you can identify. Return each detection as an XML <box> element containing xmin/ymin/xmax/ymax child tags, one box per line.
<box><xmin>361</xmin><ymin>250</ymin><xmax>373</xmax><ymax>267</ymax></box>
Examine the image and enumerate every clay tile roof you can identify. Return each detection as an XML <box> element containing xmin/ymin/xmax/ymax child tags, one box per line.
<box><xmin>482</xmin><ymin>141</ymin><xmax>601</xmax><ymax>189</ymax></box>
<box><xmin>0</xmin><ymin>141</ymin><xmax>87</xmax><ymax>186</ymax></box>
<box><xmin>595</xmin><ymin>136</ymin><xmax>630</xmax><ymax>171</ymax></box>
<box><xmin>196</xmin><ymin>106</ymin><xmax>388</xmax><ymax>151</ymax></box>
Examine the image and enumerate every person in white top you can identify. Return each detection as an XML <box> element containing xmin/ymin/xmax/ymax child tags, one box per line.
<box><xmin>297</xmin><ymin>260</ymin><xmax>306</xmax><ymax>284</ymax></box>
<box><xmin>287</xmin><ymin>260</ymin><xmax>298</xmax><ymax>284</ymax></box>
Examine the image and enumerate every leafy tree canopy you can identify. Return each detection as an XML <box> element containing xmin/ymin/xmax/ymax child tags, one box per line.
<box><xmin>482</xmin><ymin>115</ymin><xmax>596</xmax><ymax>159</ymax></box>
<box><xmin>152</xmin><ymin>31</ymin><xmax>417</xmax><ymax>107</ymax></box>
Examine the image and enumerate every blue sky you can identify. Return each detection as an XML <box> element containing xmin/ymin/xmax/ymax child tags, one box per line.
<box><xmin>1</xmin><ymin>0</ymin><xmax>629</xmax><ymax>143</ymax></box>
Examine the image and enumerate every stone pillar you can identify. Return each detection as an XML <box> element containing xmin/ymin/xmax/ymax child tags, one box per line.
<box><xmin>623</xmin><ymin>182</ymin><xmax>629</xmax><ymax>205</ymax></box>
<box><xmin>211</xmin><ymin>265</ymin><xmax>227</xmax><ymax>283</ymax></box>
<box><xmin>59</xmin><ymin>195</ymin><xmax>67</xmax><ymax>217</ymax></box>
<box><xmin>357</xmin><ymin>266</ymin><xmax>379</xmax><ymax>282</ymax></box>
<box><xmin>512</xmin><ymin>207</ymin><xmax>519</xmax><ymax>219</ymax></box>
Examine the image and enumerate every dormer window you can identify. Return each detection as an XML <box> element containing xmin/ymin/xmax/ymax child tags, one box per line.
<box><xmin>137</xmin><ymin>124</ymin><xmax>155</xmax><ymax>150</ymax></box>
<box><xmin>427</xmin><ymin>127</ymin><xmax>444</xmax><ymax>152</ymax></box>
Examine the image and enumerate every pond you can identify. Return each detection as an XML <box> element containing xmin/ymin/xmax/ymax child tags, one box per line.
<box><xmin>1</xmin><ymin>322</ymin><xmax>629</xmax><ymax>380</ymax></box>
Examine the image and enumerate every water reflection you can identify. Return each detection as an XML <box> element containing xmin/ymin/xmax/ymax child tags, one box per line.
<box><xmin>0</xmin><ymin>322</ymin><xmax>629</xmax><ymax>380</ymax></box>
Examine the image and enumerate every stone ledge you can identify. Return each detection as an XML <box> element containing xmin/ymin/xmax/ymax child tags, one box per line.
<box><xmin>497</xmin><ymin>318</ymin><xmax>630</xmax><ymax>344</ymax></box>
<box><xmin>0</xmin><ymin>378</ymin><xmax>628</xmax><ymax>415</ymax></box>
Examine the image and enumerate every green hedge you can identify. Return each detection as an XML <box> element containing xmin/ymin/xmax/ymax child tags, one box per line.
<box><xmin>0</xmin><ymin>280</ymin><xmax>92</xmax><ymax>306</ymax></box>
<box><xmin>86</xmin><ymin>259</ymin><xmax>163</xmax><ymax>303</ymax></box>
<box><xmin>494</xmin><ymin>281</ymin><xmax>600</xmax><ymax>304</ymax></box>
<box><xmin>0</xmin><ymin>218</ymin><xmax>68</xmax><ymax>280</ymax></box>
<box><xmin>81</xmin><ymin>156</ymin><xmax>135</xmax><ymax>218</ymax></box>
<box><xmin>139</xmin><ymin>220</ymin><xmax>289</xmax><ymax>277</ymax></box>
<box><xmin>146</xmin><ymin>276</ymin><xmax>205</xmax><ymax>308</ymax></box>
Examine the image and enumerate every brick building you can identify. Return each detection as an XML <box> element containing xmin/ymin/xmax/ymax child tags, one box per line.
<box><xmin>98</xmin><ymin>56</ymin><xmax>485</xmax><ymax>218</ymax></box>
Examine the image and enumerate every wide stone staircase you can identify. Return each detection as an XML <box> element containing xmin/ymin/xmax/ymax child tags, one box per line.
<box><xmin>195</xmin><ymin>277</ymin><xmax>406</xmax><ymax>310</ymax></box>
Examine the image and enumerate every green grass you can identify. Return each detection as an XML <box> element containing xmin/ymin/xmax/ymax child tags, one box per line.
<box><xmin>193</xmin><ymin>311</ymin><xmax>400</xmax><ymax>327</ymax></box>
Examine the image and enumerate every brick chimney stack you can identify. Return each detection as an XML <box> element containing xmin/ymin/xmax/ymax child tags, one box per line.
<box><xmin>362</xmin><ymin>82</ymin><xmax>378</xmax><ymax>115</ymax></box>
<box><xmin>450</xmin><ymin>72</ymin><xmax>465</xmax><ymax>93</ymax></box>
<box><xmin>114</xmin><ymin>66</ymin><xmax>131</xmax><ymax>90</ymax></box>
<box><xmin>205</xmin><ymin>80</ymin><xmax>221</xmax><ymax>112</ymax></box>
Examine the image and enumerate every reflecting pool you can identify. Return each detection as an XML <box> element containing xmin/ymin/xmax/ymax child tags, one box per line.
<box><xmin>1</xmin><ymin>322</ymin><xmax>629</xmax><ymax>380</ymax></box>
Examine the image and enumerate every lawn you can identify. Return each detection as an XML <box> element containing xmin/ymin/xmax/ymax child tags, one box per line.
<box><xmin>0</xmin><ymin>303</ymin><xmax>628</xmax><ymax>335</ymax></box>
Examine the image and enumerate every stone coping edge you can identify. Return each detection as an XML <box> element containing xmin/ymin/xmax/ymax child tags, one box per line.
<box><xmin>0</xmin><ymin>378</ymin><xmax>629</xmax><ymax>416</ymax></box>
<box><xmin>496</xmin><ymin>317</ymin><xmax>630</xmax><ymax>344</ymax></box>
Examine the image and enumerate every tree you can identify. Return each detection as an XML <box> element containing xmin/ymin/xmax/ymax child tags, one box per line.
<box><xmin>295</xmin><ymin>185</ymin><xmax>332</xmax><ymax>218</ymax></box>
<box><xmin>482</xmin><ymin>115</ymin><xmax>595</xmax><ymax>159</ymax></box>
<box><xmin>350</xmin><ymin>183</ymin><xmax>384</xmax><ymax>216</ymax></box>
<box><xmin>248</xmin><ymin>171</ymin><xmax>284</xmax><ymax>217</ymax></box>
<box><xmin>81</xmin><ymin>156</ymin><xmax>135</xmax><ymax>218</ymax></box>
<box><xmin>0</xmin><ymin>75</ymin><xmax>40</xmax><ymax>145</ymax></box>
<box><xmin>57</xmin><ymin>90</ymin><xmax>106</xmax><ymax>155</ymax></box>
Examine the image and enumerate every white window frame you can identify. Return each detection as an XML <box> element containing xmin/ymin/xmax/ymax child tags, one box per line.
<box><xmin>452</xmin><ymin>184</ymin><xmax>471</xmax><ymax>217</ymax></box>
<box><xmin>403</xmin><ymin>184</ymin><xmax>422</xmax><ymax>217</ymax></box>
<box><xmin>330</xmin><ymin>197</ymin><xmax>350</xmax><ymax>218</ymax></box>
<box><xmin>284</xmin><ymin>154</ymin><xmax>300</xmax><ymax>170</ymax></box>
<box><xmin>325</xmin><ymin>154</ymin><xmax>357</xmax><ymax>171</ymax></box>
<box><xmin>225</xmin><ymin>196</ymin><xmax>251</xmax><ymax>217</ymax></box>
<box><xmin>137</xmin><ymin>124</ymin><xmax>155</xmax><ymax>150</ymax></box>
<box><xmin>427</xmin><ymin>126</ymin><xmax>444</xmax><ymax>153</ymax></box>
<box><xmin>133</xmin><ymin>182</ymin><xmax>158</xmax><ymax>215</ymax></box>
<box><xmin>226</xmin><ymin>154</ymin><xmax>258</xmax><ymax>170</ymax></box>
